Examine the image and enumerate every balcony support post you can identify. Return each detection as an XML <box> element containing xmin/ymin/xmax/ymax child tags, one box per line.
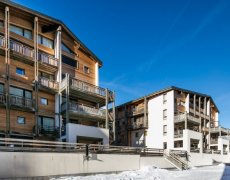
<box><xmin>5</xmin><ymin>6</ymin><xmax>10</xmax><ymax>137</ymax></box>
<box><xmin>34</xmin><ymin>16</ymin><xmax>39</xmax><ymax>136</ymax></box>
<box><xmin>65</xmin><ymin>74</ymin><xmax>70</xmax><ymax>124</ymax></box>
<box><xmin>105</xmin><ymin>88</ymin><xmax>109</xmax><ymax>129</ymax></box>
<box><xmin>112</xmin><ymin>91</ymin><xmax>116</xmax><ymax>142</ymax></box>
<box><xmin>185</xmin><ymin>113</ymin><xmax>188</xmax><ymax>129</ymax></box>
<box><xmin>144</xmin><ymin>97</ymin><xmax>147</xmax><ymax>147</ymax></box>
<box><xmin>55</xmin><ymin>26</ymin><xmax>62</xmax><ymax>139</ymax></box>
<box><xmin>193</xmin><ymin>94</ymin><xmax>196</xmax><ymax>115</ymax></box>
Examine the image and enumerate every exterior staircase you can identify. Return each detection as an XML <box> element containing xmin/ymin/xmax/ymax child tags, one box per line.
<box><xmin>164</xmin><ymin>150</ymin><xmax>189</xmax><ymax>170</ymax></box>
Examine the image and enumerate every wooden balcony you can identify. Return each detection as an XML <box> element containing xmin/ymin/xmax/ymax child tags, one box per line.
<box><xmin>61</xmin><ymin>102</ymin><xmax>106</xmax><ymax>121</ymax></box>
<box><xmin>38</xmin><ymin>52</ymin><xmax>59</xmax><ymax>73</ymax></box>
<box><xmin>10</xmin><ymin>40</ymin><xmax>34</xmax><ymax>65</ymax></box>
<box><xmin>10</xmin><ymin>95</ymin><xmax>34</xmax><ymax>111</ymax></box>
<box><xmin>174</xmin><ymin>113</ymin><xmax>201</xmax><ymax>124</ymax></box>
<box><xmin>127</xmin><ymin>107</ymin><xmax>145</xmax><ymax>117</ymax></box>
<box><xmin>38</xmin><ymin>77</ymin><xmax>59</xmax><ymax>93</ymax></box>
<box><xmin>128</xmin><ymin>122</ymin><xmax>147</xmax><ymax>130</ymax></box>
<box><xmin>66</xmin><ymin>77</ymin><xmax>114</xmax><ymax>106</ymax></box>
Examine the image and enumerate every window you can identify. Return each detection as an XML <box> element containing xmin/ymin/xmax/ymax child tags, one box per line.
<box><xmin>38</xmin><ymin>116</ymin><xmax>54</xmax><ymax>130</ymax></box>
<box><xmin>135</xmin><ymin>132</ymin><xmax>139</xmax><ymax>138</ymax></box>
<box><xmin>38</xmin><ymin>71</ymin><xmax>54</xmax><ymax>80</ymax></box>
<box><xmin>163</xmin><ymin>93</ymin><xmax>167</xmax><ymax>104</ymax></box>
<box><xmin>10</xmin><ymin>86</ymin><xmax>32</xmax><ymax>99</ymax></box>
<box><xmin>17</xmin><ymin>117</ymin><xmax>25</xmax><ymax>124</ymax></box>
<box><xmin>163</xmin><ymin>125</ymin><xmax>167</xmax><ymax>135</ymax></box>
<box><xmin>83</xmin><ymin>66</ymin><xmax>90</xmax><ymax>74</ymax></box>
<box><xmin>41</xmin><ymin>98</ymin><xmax>48</xmax><ymax>105</ymax></box>
<box><xmin>0</xmin><ymin>84</ymin><xmax>4</xmax><ymax>93</ymax></box>
<box><xmin>62</xmin><ymin>43</ymin><xmax>74</xmax><ymax>54</ymax></box>
<box><xmin>163</xmin><ymin>109</ymin><xmax>167</xmax><ymax>120</ymax></box>
<box><xmin>0</xmin><ymin>21</ymin><xmax>3</xmax><ymax>28</ymax></box>
<box><xmin>38</xmin><ymin>35</ymin><xmax>54</xmax><ymax>49</ymax></box>
<box><xmin>16</xmin><ymin>67</ymin><xmax>25</xmax><ymax>76</ymax></box>
<box><xmin>163</xmin><ymin>142</ymin><xmax>167</xmax><ymax>149</ymax></box>
<box><xmin>62</xmin><ymin>55</ymin><xmax>79</xmax><ymax>68</ymax></box>
<box><xmin>10</xmin><ymin>24</ymin><xmax>32</xmax><ymax>39</ymax></box>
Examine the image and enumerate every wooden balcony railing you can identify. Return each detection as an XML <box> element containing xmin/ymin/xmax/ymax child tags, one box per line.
<box><xmin>38</xmin><ymin>52</ymin><xmax>58</xmax><ymax>67</ymax></box>
<box><xmin>0</xmin><ymin>35</ymin><xmax>5</xmax><ymax>48</ymax></box>
<box><xmin>128</xmin><ymin>122</ymin><xmax>147</xmax><ymax>130</ymax></box>
<box><xmin>62</xmin><ymin>102</ymin><xmax>106</xmax><ymax>118</ymax></box>
<box><xmin>128</xmin><ymin>107</ymin><xmax>144</xmax><ymax>116</ymax></box>
<box><xmin>70</xmin><ymin>78</ymin><xmax>106</xmax><ymax>97</ymax></box>
<box><xmin>39</xmin><ymin>77</ymin><xmax>59</xmax><ymax>90</ymax></box>
<box><xmin>10</xmin><ymin>40</ymin><xmax>34</xmax><ymax>58</ymax></box>
<box><xmin>10</xmin><ymin>95</ymin><xmax>33</xmax><ymax>109</ymax></box>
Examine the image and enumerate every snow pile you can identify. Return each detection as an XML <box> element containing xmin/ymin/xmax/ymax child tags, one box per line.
<box><xmin>53</xmin><ymin>164</ymin><xmax>230</xmax><ymax>180</ymax></box>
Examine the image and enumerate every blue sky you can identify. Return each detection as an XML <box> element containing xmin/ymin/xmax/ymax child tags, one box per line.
<box><xmin>13</xmin><ymin>0</ymin><xmax>230</xmax><ymax>127</ymax></box>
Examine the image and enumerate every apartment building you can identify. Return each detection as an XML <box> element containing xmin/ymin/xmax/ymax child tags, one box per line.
<box><xmin>0</xmin><ymin>0</ymin><xmax>115</xmax><ymax>144</ymax></box>
<box><xmin>115</xmin><ymin>86</ymin><xmax>230</xmax><ymax>154</ymax></box>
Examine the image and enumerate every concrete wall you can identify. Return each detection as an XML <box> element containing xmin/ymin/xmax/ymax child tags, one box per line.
<box><xmin>0</xmin><ymin>152</ymin><xmax>140</xmax><ymax>178</ymax></box>
<box><xmin>140</xmin><ymin>157</ymin><xmax>175</xmax><ymax>169</ymax></box>
<box><xmin>66</xmin><ymin>123</ymin><xmax>109</xmax><ymax>145</ymax></box>
<box><xmin>146</xmin><ymin>90</ymin><xmax>174</xmax><ymax>149</ymax></box>
<box><xmin>183</xmin><ymin>129</ymin><xmax>203</xmax><ymax>153</ymax></box>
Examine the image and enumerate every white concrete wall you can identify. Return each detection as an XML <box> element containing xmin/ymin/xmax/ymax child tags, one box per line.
<box><xmin>146</xmin><ymin>90</ymin><xmax>174</xmax><ymax>149</ymax></box>
<box><xmin>185</xmin><ymin>94</ymin><xmax>190</xmax><ymax>113</ymax></box>
<box><xmin>140</xmin><ymin>157</ymin><xmax>175</xmax><ymax>169</ymax></box>
<box><xmin>218</xmin><ymin>137</ymin><xmax>229</xmax><ymax>155</ymax></box>
<box><xmin>183</xmin><ymin>129</ymin><xmax>203</xmax><ymax>153</ymax></box>
<box><xmin>95</xmin><ymin>62</ymin><xmax>99</xmax><ymax>86</ymax></box>
<box><xmin>66</xmin><ymin>123</ymin><xmax>109</xmax><ymax>145</ymax></box>
<box><xmin>131</xmin><ymin>129</ymin><xmax>145</xmax><ymax>147</ymax></box>
<box><xmin>0</xmin><ymin>152</ymin><xmax>140</xmax><ymax>178</ymax></box>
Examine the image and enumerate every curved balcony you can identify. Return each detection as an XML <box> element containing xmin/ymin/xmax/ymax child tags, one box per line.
<box><xmin>61</xmin><ymin>102</ymin><xmax>106</xmax><ymax>121</ymax></box>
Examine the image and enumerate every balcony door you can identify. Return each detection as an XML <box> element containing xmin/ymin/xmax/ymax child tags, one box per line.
<box><xmin>38</xmin><ymin>116</ymin><xmax>55</xmax><ymax>131</ymax></box>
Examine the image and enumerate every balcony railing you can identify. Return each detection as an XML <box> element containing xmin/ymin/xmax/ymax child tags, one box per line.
<box><xmin>128</xmin><ymin>122</ymin><xmax>146</xmax><ymax>130</ymax></box>
<box><xmin>38</xmin><ymin>125</ymin><xmax>59</xmax><ymax>137</ymax></box>
<box><xmin>190</xmin><ymin>147</ymin><xmax>200</xmax><ymax>153</ymax></box>
<box><xmin>210</xmin><ymin>127</ymin><xmax>230</xmax><ymax>134</ymax></box>
<box><xmin>210</xmin><ymin>138</ymin><xmax>218</xmax><ymax>144</ymax></box>
<box><xmin>174</xmin><ymin>130</ymin><xmax>183</xmax><ymax>138</ymax></box>
<box><xmin>174</xmin><ymin>113</ymin><xmax>200</xmax><ymax>124</ymax></box>
<box><xmin>0</xmin><ymin>35</ymin><xmax>5</xmax><ymax>48</ymax></box>
<box><xmin>0</xmin><ymin>93</ymin><xmax>6</xmax><ymax>105</ymax></box>
<box><xmin>62</xmin><ymin>102</ymin><xmax>106</xmax><ymax>118</ymax></box>
<box><xmin>10</xmin><ymin>95</ymin><xmax>33</xmax><ymax>109</ymax></box>
<box><xmin>128</xmin><ymin>107</ymin><xmax>144</xmax><ymax>116</ymax></box>
<box><xmin>38</xmin><ymin>52</ymin><xmax>58</xmax><ymax>67</ymax></box>
<box><xmin>70</xmin><ymin>78</ymin><xmax>106</xmax><ymax>97</ymax></box>
<box><xmin>10</xmin><ymin>40</ymin><xmax>34</xmax><ymax>58</ymax></box>
<box><xmin>39</xmin><ymin>77</ymin><xmax>59</xmax><ymax>91</ymax></box>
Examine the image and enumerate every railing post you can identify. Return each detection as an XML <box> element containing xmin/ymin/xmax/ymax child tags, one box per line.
<box><xmin>105</xmin><ymin>88</ymin><xmax>109</xmax><ymax>129</ymax></box>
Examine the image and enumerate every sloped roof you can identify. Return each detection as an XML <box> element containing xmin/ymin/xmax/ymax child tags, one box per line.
<box><xmin>1</xmin><ymin>0</ymin><xmax>103</xmax><ymax>66</ymax></box>
<box><xmin>117</xmin><ymin>86</ymin><xmax>219</xmax><ymax>112</ymax></box>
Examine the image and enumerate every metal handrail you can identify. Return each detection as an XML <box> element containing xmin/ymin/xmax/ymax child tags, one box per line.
<box><xmin>38</xmin><ymin>52</ymin><xmax>58</xmax><ymax>67</ymax></box>
<box><xmin>10</xmin><ymin>40</ymin><xmax>34</xmax><ymax>58</ymax></box>
<box><xmin>62</xmin><ymin>102</ymin><xmax>106</xmax><ymax>117</ymax></box>
<box><xmin>39</xmin><ymin>77</ymin><xmax>59</xmax><ymax>90</ymax></box>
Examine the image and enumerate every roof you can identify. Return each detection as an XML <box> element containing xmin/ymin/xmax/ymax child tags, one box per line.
<box><xmin>1</xmin><ymin>0</ymin><xmax>103</xmax><ymax>66</ymax></box>
<box><xmin>117</xmin><ymin>86</ymin><xmax>219</xmax><ymax>112</ymax></box>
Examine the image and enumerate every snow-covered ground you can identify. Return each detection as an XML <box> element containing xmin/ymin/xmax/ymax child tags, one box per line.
<box><xmin>53</xmin><ymin>164</ymin><xmax>230</xmax><ymax>180</ymax></box>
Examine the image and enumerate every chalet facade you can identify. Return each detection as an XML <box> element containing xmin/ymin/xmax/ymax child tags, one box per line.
<box><xmin>0</xmin><ymin>0</ymin><xmax>115</xmax><ymax>144</ymax></box>
<box><xmin>115</xmin><ymin>86</ymin><xmax>229</xmax><ymax>154</ymax></box>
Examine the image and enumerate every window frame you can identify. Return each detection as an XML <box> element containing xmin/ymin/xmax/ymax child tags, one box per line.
<box><xmin>10</xmin><ymin>24</ymin><xmax>32</xmax><ymax>40</ymax></box>
<box><xmin>16</xmin><ymin>67</ymin><xmax>25</xmax><ymax>76</ymax></box>
<box><xmin>40</xmin><ymin>97</ymin><xmax>48</xmax><ymax>105</ymax></box>
<box><xmin>163</xmin><ymin>125</ymin><xmax>167</xmax><ymax>135</ymax></box>
<box><xmin>163</xmin><ymin>109</ymin><xmax>167</xmax><ymax>120</ymax></box>
<box><xmin>38</xmin><ymin>34</ymin><xmax>54</xmax><ymax>49</ymax></box>
<box><xmin>10</xmin><ymin>86</ymin><xmax>32</xmax><ymax>99</ymax></box>
<box><xmin>83</xmin><ymin>65</ymin><xmax>90</xmax><ymax>74</ymax></box>
<box><xmin>17</xmin><ymin>116</ymin><xmax>26</xmax><ymax>124</ymax></box>
<box><xmin>163</xmin><ymin>93</ymin><xmax>167</xmax><ymax>104</ymax></box>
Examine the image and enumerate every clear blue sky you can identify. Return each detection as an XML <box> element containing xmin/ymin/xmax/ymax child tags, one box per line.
<box><xmin>13</xmin><ymin>0</ymin><xmax>230</xmax><ymax>127</ymax></box>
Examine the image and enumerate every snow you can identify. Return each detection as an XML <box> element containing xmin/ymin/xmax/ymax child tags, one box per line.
<box><xmin>53</xmin><ymin>164</ymin><xmax>230</xmax><ymax>180</ymax></box>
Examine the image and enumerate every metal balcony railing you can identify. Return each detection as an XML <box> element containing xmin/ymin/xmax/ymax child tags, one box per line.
<box><xmin>38</xmin><ymin>125</ymin><xmax>59</xmax><ymax>136</ymax></box>
<box><xmin>0</xmin><ymin>93</ymin><xmax>6</xmax><ymax>105</ymax></box>
<box><xmin>174</xmin><ymin>130</ymin><xmax>183</xmax><ymax>138</ymax></box>
<box><xmin>62</xmin><ymin>102</ymin><xmax>106</xmax><ymax>118</ymax></box>
<box><xmin>174</xmin><ymin>113</ymin><xmax>200</xmax><ymax>124</ymax></box>
<box><xmin>10</xmin><ymin>40</ymin><xmax>34</xmax><ymax>58</ymax></box>
<box><xmin>38</xmin><ymin>52</ymin><xmax>58</xmax><ymax>67</ymax></box>
<box><xmin>0</xmin><ymin>35</ymin><xmax>5</xmax><ymax>48</ymax></box>
<box><xmin>10</xmin><ymin>95</ymin><xmax>33</xmax><ymax>109</ymax></box>
<box><xmin>70</xmin><ymin>78</ymin><xmax>107</xmax><ymax>97</ymax></box>
<box><xmin>39</xmin><ymin>77</ymin><xmax>59</xmax><ymax>90</ymax></box>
